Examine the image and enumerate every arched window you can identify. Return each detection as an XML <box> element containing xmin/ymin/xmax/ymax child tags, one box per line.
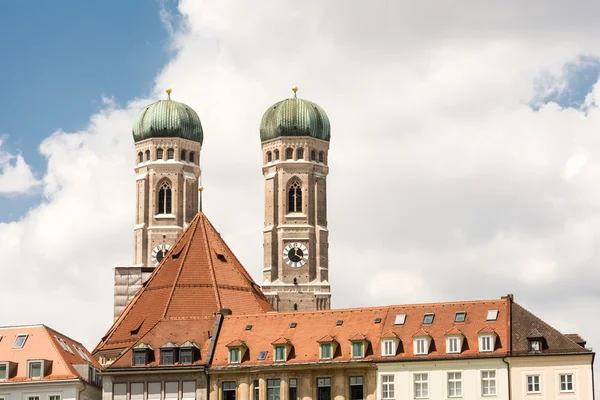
<box><xmin>267</xmin><ymin>151</ymin><xmax>272</xmax><ymax>163</ymax></box>
<box><xmin>145</xmin><ymin>150</ymin><xmax>150</xmax><ymax>161</ymax></box>
<box><xmin>167</xmin><ymin>148</ymin><xmax>174</xmax><ymax>160</ymax></box>
<box><xmin>157</xmin><ymin>148</ymin><xmax>164</xmax><ymax>160</ymax></box>
<box><xmin>158</xmin><ymin>181</ymin><xmax>172</xmax><ymax>214</ymax></box>
<box><xmin>318</xmin><ymin>151</ymin><xmax>324</xmax><ymax>163</ymax></box>
<box><xmin>138</xmin><ymin>152</ymin><xmax>143</xmax><ymax>163</ymax></box>
<box><xmin>189</xmin><ymin>152</ymin><xmax>195</xmax><ymax>163</ymax></box>
<box><xmin>286</xmin><ymin>148</ymin><xmax>293</xmax><ymax>160</ymax></box>
<box><xmin>294</xmin><ymin>303</ymin><xmax>298</xmax><ymax>311</ymax></box>
<box><xmin>288</xmin><ymin>180</ymin><xmax>302</xmax><ymax>213</ymax></box>
<box><xmin>311</xmin><ymin>150</ymin><xmax>316</xmax><ymax>161</ymax></box>
<box><xmin>181</xmin><ymin>150</ymin><xmax>186</xmax><ymax>161</ymax></box>
<box><xmin>274</xmin><ymin>150</ymin><xmax>280</xmax><ymax>160</ymax></box>
<box><xmin>297</xmin><ymin>148</ymin><xmax>304</xmax><ymax>160</ymax></box>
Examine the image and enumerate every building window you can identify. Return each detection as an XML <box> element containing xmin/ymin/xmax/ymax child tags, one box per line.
<box><xmin>529</xmin><ymin>340</ymin><xmax>542</xmax><ymax>352</ymax></box>
<box><xmin>157</xmin><ymin>148</ymin><xmax>164</xmax><ymax>160</ymax></box>
<box><xmin>447</xmin><ymin>372</ymin><xmax>462</xmax><ymax>397</ymax></box>
<box><xmin>288</xmin><ymin>180</ymin><xmax>302</xmax><ymax>213</ymax></box>
<box><xmin>267</xmin><ymin>152</ymin><xmax>272</xmax><ymax>163</ymax></box>
<box><xmin>114</xmin><ymin>383</ymin><xmax>127</xmax><ymax>400</ymax></box>
<box><xmin>289</xmin><ymin>379</ymin><xmax>298</xmax><ymax>400</ymax></box>
<box><xmin>382</xmin><ymin>375</ymin><xmax>394</xmax><ymax>400</ymax></box>
<box><xmin>351</xmin><ymin>342</ymin><xmax>363</xmax><ymax>358</ymax></box>
<box><xmin>286</xmin><ymin>148</ymin><xmax>293</xmax><ymax>160</ymax></box>
<box><xmin>253</xmin><ymin>380</ymin><xmax>260</xmax><ymax>400</ymax></box>
<box><xmin>422</xmin><ymin>313</ymin><xmax>434</xmax><ymax>324</ymax></box>
<box><xmin>560</xmin><ymin>374</ymin><xmax>573</xmax><ymax>392</ymax></box>
<box><xmin>447</xmin><ymin>337</ymin><xmax>460</xmax><ymax>353</ymax></box>
<box><xmin>145</xmin><ymin>150</ymin><xmax>150</xmax><ymax>161</ymax></box>
<box><xmin>189</xmin><ymin>152</ymin><xmax>195</xmax><ymax>163</ymax></box>
<box><xmin>158</xmin><ymin>181</ymin><xmax>172</xmax><ymax>214</ymax></box>
<box><xmin>454</xmin><ymin>311</ymin><xmax>466</xmax><ymax>322</ymax></box>
<box><xmin>13</xmin><ymin>334</ymin><xmax>27</xmax><ymax>349</ymax></box>
<box><xmin>414</xmin><ymin>338</ymin><xmax>428</xmax><ymax>355</ymax></box>
<box><xmin>275</xmin><ymin>150</ymin><xmax>280</xmax><ymax>160</ymax></box>
<box><xmin>28</xmin><ymin>361</ymin><xmax>42</xmax><ymax>378</ymax></box>
<box><xmin>161</xmin><ymin>349</ymin><xmax>175</xmax><ymax>364</ymax></box>
<box><xmin>0</xmin><ymin>363</ymin><xmax>7</xmax><ymax>379</ymax></box>
<box><xmin>479</xmin><ymin>335</ymin><xmax>494</xmax><ymax>352</ymax></box>
<box><xmin>133</xmin><ymin>349</ymin><xmax>147</xmax><ymax>366</ymax></box>
<box><xmin>316</xmin><ymin>378</ymin><xmax>331</xmax><ymax>400</ymax></box>
<box><xmin>527</xmin><ymin>375</ymin><xmax>541</xmax><ymax>394</ymax></box>
<box><xmin>311</xmin><ymin>150</ymin><xmax>316</xmax><ymax>161</ymax></box>
<box><xmin>183</xmin><ymin>381</ymin><xmax>196</xmax><ymax>400</ymax></box>
<box><xmin>414</xmin><ymin>373</ymin><xmax>428</xmax><ymax>399</ymax></box>
<box><xmin>49</xmin><ymin>396</ymin><xmax>61</xmax><ymax>400</ymax></box>
<box><xmin>349</xmin><ymin>377</ymin><xmax>363</xmax><ymax>400</ymax></box>
<box><xmin>131</xmin><ymin>383</ymin><xmax>144</xmax><ymax>400</ymax></box>
<box><xmin>181</xmin><ymin>150</ymin><xmax>186</xmax><ymax>161</ymax></box>
<box><xmin>382</xmin><ymin>340</ymin><xmax>395</xmax><ymax>356</ymax></box>
<box><xmin>267</xmin><ymin>379</ymin><xmax>280</xmax><ymax>400</ymax></box>
<box><xmin>223</xmin><ymin>382</ymin><xmax>236</xmax><ymax>400</ymax></box>
<box><xmin>319</xmin><ymin>152</ymin><xmax>324</xmax><ymax>163</ymax></box>
<box><xmin>274</xmin><ymin>345</ymin><xmax>285</xmax><ymax>361</ymax></box>
<box><xmin>28</xmin><ymin>397</ymin><xmax>40</xmax><ymax>400</ymax></box>
<box><xmin>320</xmin><ymin>343</ymin><xmax>332</xmax><ymax>359</ymax></box>
<box><xmin>165</xmin><ymin>382</ymin><xmax>179</xmax><ymax>400</ymax></box>
<box><xmin>297</xmin><ymin>148</ymin><xmax>304</xmax><ymax>160</ymax></box>
<box><xmin>481</xmin><ymin>370</ymin><xmax>497</xmax><ymax>396</ymax></box>
<box><xmin>138</xmin><ymin>152</ymin><xmax>143</xmax><ymax>163</ymax></box>
<box><xmin>180</xmin><ymin>348</ymin><xmax>193</xmax><ymax>364</ymax></box>
<box><xmin>229</xmin><ymin>348</ymin><xmax>240</xmax><ymax>364</ymax></box>
<box><xmin>167</xmin><ymin>148</ymin><xmax>174</xmax><ymax>159</ymax></box>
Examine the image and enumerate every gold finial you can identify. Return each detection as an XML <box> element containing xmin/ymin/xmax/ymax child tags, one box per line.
<box><xmin>166</xmin><ymin>88</ymin><xmax>172</xmax><ymax>100</ymax></box>
<box><xmin>198</xmin><ymin>186</ymin><xmax>204</xmax><ymax>192</ymax></box>
<box><xmin>292</xmin><ymin>86</ymin><xmax>298</xmax><ymax>98</ymax></box>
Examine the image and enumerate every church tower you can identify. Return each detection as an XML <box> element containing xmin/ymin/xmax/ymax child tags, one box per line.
<box><xmin>113</xmin><ymin>89</ymin><xmax>202</xmax><ymax>319</ymax></box>
<box><xmin>260</xmin><ymin>87</ymin><xmax>331</xmax><ymax>311</ymax></box>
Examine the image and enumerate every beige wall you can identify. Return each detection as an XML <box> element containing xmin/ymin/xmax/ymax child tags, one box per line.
<box><xmin>209</xmin><ymin>365</ymin><xmax>376</xmax><ymax>400</ymax></box>
<box><xmin>102</xmin><ymin>373</ymin><xmax>207</xmax><ymax>400</ymax></box>
<box><xmin>508</xmin><ymin>354</ymin><xmax>594</xmax><ymax>400</ymax></box>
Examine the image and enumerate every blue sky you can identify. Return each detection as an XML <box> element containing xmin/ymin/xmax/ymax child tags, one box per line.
<box><xmin>0</xmin><ymin>0</ymin><xmax>176</xmax><ymax>221</ymax></box>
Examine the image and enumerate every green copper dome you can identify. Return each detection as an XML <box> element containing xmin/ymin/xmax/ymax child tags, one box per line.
<box><xmin>260</xmin><ymin>89</ymin><xmax>330</xmax><ymax>142</ymax></box>
<box><xmin>132</xmin><ymin>94</ymin><xmax>203</xmax><ymax>144</ymax></box>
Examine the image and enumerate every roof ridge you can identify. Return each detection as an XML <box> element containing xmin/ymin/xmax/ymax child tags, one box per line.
<box><xmin>41</xmin><ymin>326</ymin><xmax>79</xmax><ymax>380</ymax></box>
<box><xmin>162</xmin><ymin>215</ymin><xmax>201</xmax><ymax>317</ymax></box>
<box><xmin>201</xmin><ymin>214</ymin><xmax>223</xmax><ymax>310</ymax></box>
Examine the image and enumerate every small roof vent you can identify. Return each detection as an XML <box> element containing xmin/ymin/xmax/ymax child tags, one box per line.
<box><xmin>245</xmin><ymin>325</ymin><xmax>253</xmax><ymax>331</ymax></box>
<box><xmin>290</xmin><ymin>322</ymin><xmax>297</xmax><ymax>328</ymax></box>
<box><xmin>375</xmin><ymin>318</ymin><xmax>382</xmax><ymax>324</ymax></box>
<box><xmin>394</xmin><ymin>314</ymin><xmax>407</xmax><ymax>326</ymax></box>
<box><xmin>486</xmin><ymin>310</ymin><xmax>499</xmax><ymax>321</ymax></box>
<box><xmin>336</xmin><ymin>320</ymin><xmax>343</xmax><ymax>326</ymax></box>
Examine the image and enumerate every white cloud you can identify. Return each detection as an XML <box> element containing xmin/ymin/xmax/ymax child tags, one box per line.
<box><xmin>0</xmin><ymin>137</ymin><xmax>40</xmax><ymax>195</ymax></box>
<box><xmin>1</xmin><ymin>3</ymin><xmax>600</xmax><ymax>379</ymax></box>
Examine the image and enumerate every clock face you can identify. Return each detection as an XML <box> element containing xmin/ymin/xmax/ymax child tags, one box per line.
<box><xmin>151</xmin><ymin>244</ymin><xmax>172</xmax><ymax>266</ymax></box>
<box><xmin>283</xmin><ymin>242</ymin><xmax>308</xmax><ymax>268</ymax></box>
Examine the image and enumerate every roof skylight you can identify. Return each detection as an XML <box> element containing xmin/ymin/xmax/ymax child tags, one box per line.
<box><xmin>13</xmin><ymin>334</ymin><xmax>27</xmax><ymax>349</ymax></box>
<box><xmin>245</xmin><ymin>325</ymin><xmax>253</xmax><ymax>331</ymax></box>
<box><xmin>454</xmin><ymin>311</ymin><xmax>466</xmax><ymax>323</ymax></box>
<box><xmin>423</xmin><ymin>313</ymin><xmax>434</xmax><ymax>324</ymax></box>
<box><xmin>394</xmin><ymin>314</ymin><xmax>406</xmax><ymax>325</ymax></box>
<box><xmin>374</xmin><ymin>318</ymin><xmax>382</xmax><ymax>324</ymax></box>
<box><xmin>486</xmin><ymin>310</ymin><xmax>499</xmax><ymax>321</ymax></box>
<box><xmin>336</xmin><ymin>320</ymin><xmax>343</xmax><ymax>326</ymax></box>
<box><xmin>55</xmin><ymin>336</ymin><xmax>74</xmax><ymax>354</ymax></box>
<box><xmin>290</xmin><ymin>322</ymin><xmax>297</xmax><ymax>328</ymax></box>
<box><xmin>257</xmin><ymin>351</ymin><xmax>267</xmax><ymax>360</ymax></box>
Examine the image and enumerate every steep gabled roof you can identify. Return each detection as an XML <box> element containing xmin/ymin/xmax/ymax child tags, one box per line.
<box><xmin>94</xmin><ymin>213</ymin><xmax>272</xmax><ymax>356</ymax></box>
<box><xmin>0</xmin><ymin>325</ymin><xmax>101</xmax><ymax>384</ymax></box>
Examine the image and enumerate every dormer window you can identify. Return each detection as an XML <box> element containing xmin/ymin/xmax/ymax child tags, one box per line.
<box><xmin>530</xmin><ymin>340</ymin><xmax>541</xmax><ymax>352</ymax></box>
<box><xmin>527</xmin><ymin>330</ymin><xmax>545</xmax><ymax>353</ymax></box>
<box><xmin>447</xmin><ymin>336</ymin><xmax>461</xmax><ymax>353</ymax></box>
<box><xmin>132</xmin><ymin>343</ymin><xmax>153</xmax><ymax>366</ymax></box>
<box><xmin>382</xmin><ymin>340</ymin><xmax>395</xmax><ymax>356</ymax></box>
<box><xmin>348</xmin><ymin>334</ymin><xmax>369</xmax><ymax>358</ymax></box>
<box><xmin>0</xmin><ymin>362</ymin><xmax>8</xmax><ymax>379</ymax></box>
<box><xmin>229</xmin><ymin>348</ymin><xmax>241</xmax><ymax>364</ymax></box>
<box><xmin>274</xmin><ymin>346</ymin><xmax>285</xmax><ymax>362</ymax></box>
<box><xmin>160</xmin><ymin>342</ymin><xmax>179</xmax><ymax>365</ymax></box>
<box><xmin>414</xmin><ymin>338</ymin><xmax>428</xmax><ymax>355</ymax></box>
<box><xmin>271</xmin><ymin>337</ymin><xmax>292</xmax><ymax>362</ymax></box>
<box><xmin>320</xmin><ymin>343</ymin><xmax>332</xmax><ymax>359</ymax></box>
<box><xmin>26</xmin><ymin>360</ymin><xmax>47</xmax><ymax>378</ymax></box>
<box><xmin>180</xmin><ymin>348</ymin><xmax>193</xmax><ymax>364</ymax></box>
<box><xmin>479</xmin><ymin>335</ymin><xmax>495</xmax><ymax>352</ymax></box>
<box><xmin>351</xmin><ymin>342</ymin><xmax>363</xmax><ymax>358</ymax></box>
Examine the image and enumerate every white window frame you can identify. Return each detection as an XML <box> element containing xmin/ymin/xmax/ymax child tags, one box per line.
<box><xmin>27</xmin><ymin>360</ymin><xmax>43</xmax><ymax>378</ymax></box>
<box><xmin>382</xmin><ymin>340</ymin><xmax>395</xmax><ymax>356</ymax></box>
<box><xmin>479</xmin><ymin>335</ymin><xmax>494</xmax><ymax>352</ymax></box>
<box><xmin>28</xmin><ymin>396</ymin><xmax>40</xmax><ymax>400</ymax></box>
<box><xmin>351</xmin><ymin>341</ymin><xmax>363</xmax><ymax>358</ymax></box>
<box><xmin>446</xmin><ymin>336</ymin><xmax>461</xmax><ymax>354</ymax></box>
<box><xmin>413</xmin><ymin>373</ymin><xmax>429</xmax><ymax>399</ymax></box>
<box><xmin>274</xmin><ymin>345</ymin><xmax>285</xmax><ymax>362</ymax></box>
<box><xmin>381</xmin><ymin>375</ymin><xmax>395</xmax><ymax>400</ymax></box>
<box><xmin>0</xmin><ymin>362</ymin><xmax>8</xmax><ymax>379</ymax></box>
<box><xmin>447</xmin><ymin>372</ymin><xmax>462</xmax><ymax>398</ymax></box>
<box><xmin>481</xmin><ymin>370</ymin><xmax>497</xmax><ymax>396</ymax></box>
<box><xmin>229</xmin><ymin>348</ymin><xmax>241</xmax><ymax>364</ymax></box>
<box><xmin>559</xmin><ymin>373</ymin><xmax>574</xmax><ymax>393</ymax></box>
<box><xmin>13</xmin><ymin>334</ymin><xmax>28</xmax><ymax>349</ymax></box>
<box><xmin>526</xmin><ymin>375</ymin><xmax>541</xmax><ymax>394</ymax></box>
<box><xmin>414</xmin><ymin>338</ymin><xmax>428</xmax><ymax>355</ymax></box>
<box><xmin>48</xmin><ymin>394</ymin><xmax>62</xmax><ymax>400</ymax></box>
<box><xmin>320</xmin><ymin>343</ymin><xmax>332</xmax><ymax>360</ymax></box>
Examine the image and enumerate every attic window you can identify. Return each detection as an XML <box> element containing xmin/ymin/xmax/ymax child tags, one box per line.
<box><xmin>423</xmin><ymin>313</ymin><xmax>434</xmax><ymax>324</ymax></box>
<box><xmin>529</xmin><ymin>340</ymin><xmax>542</xmax><ymax>352</ymax></box>
<box><xmin>454</xmin><ymin>312</ymin><xmax>466</xmax><ymax>323</ymax></box>
<box><xmin>133</xmin><ymin>349</ymin><xmax>148</xmax><ymax>366</ymax></box>
<box><xmin>217</xmin><ymin>254</ymin><xmax>227</xmax><ymax>262</ymax></box>
<box><xmin>180</xmin><ymin>348</ymin><xmax>193</xmax><ymax>364</ymax></box>
<box><xmin>171</xmin><ymin>247</ymin><xmax>184</xmax><ymax>260</ymax></box>
<box><xmin>375</xmin><ymin>318</ymin><xmax>382</xmax><ymax>324</ymax></box>
<box><xmin>394</xmin><ymin>314</ymin><xmax>406</xmax><ymax>326</ymax></box>
<box><xmin>245</xmin><ymin>325</ymin><xmax>253</xmax><ymax>331</ymax></box>
<box><xmin>130</xmin><ymin>318</ymin><xmax>145</xmax><ymax>335</ymax></box>
<box><xmin>0</xmin><ymin>362</ymin><xmax>7</xmax><ymax>379</ymax></box>
<box><xmin>290</xmin><ymin>322</ymin><xmax>297</xmax><ymax>328</ymax></box>
<box><xmin>486</xmin><ymin>310</ymin><xmax>499</xmax><ymax>321</ymax></box>
<box><xmin>13</xmin><ymin>334</ymin><xmax>27</xmax><ymax>349</ymax></box>
<box><xmin>336</xmin><ymin>320</ymin><xmax>343</xmax><ymax>326</ymax></box>
<box><xmin>257</xmin><ymin>351</ymin><xmax>267</xmax><ymax>361</ymax></box>
<box><xmin>55</xmin><ymin>336</ymin><xmax>74</xmax><ymax>354</ymax></box>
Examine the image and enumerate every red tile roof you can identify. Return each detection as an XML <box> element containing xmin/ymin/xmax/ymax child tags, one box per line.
<box><xmin>0</xmin><ymin>325</ymin><xmax>101</xmax><ymax>385</ymax></box>
<box><xmin>94</xmin><ymin>213</ymin><xmax>273</xmax><ymax>359</ymax></box>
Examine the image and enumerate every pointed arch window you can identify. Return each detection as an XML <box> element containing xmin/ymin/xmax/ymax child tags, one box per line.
<box><xmin>158</xmin><ymin>181</ymin><xmax>172</xmax><ymax>214</ymax></box>
<box><xmin>181</xmin><ymin>150</ymin><xmax>187</xmax><ymax>161</ymax></box>
<box><xmin>138</xmin><ymin>152</ymin><xmax>143</xmax><ymax>163</ymax></box>
<box><xmin>297</xmin><ymin>148</ymin><xmax>304</xmax><ymax>160</ymax></box>
<box><xmin>189</xmin><ymin>152</ymin><xmax>195</xmax><ymax>163</ymax></box>
<box><xmin>157</xmin><ymin>148</ymin><xmax>164</xmax><ymax>160</ymax></box>
<box><xmin>167</xmin><ymin>148</ymin><xmax>174</xmax><ymax>160</ymax></box>
<box><xmin>288</xmin><ymin>180</ymin><xmax>302</xmax><ymax>213</ymax></box>
<box><xmin>286</xmin><ymin>148</ymin><xmax>294</xmax><ymax>160</ymax></box>
<box><xmin>311</xmin><ymin>150</ymin><xmax>316</xmax><ymax>161</ymax></box>
<box><xmin>145</xmin><ymin>150</ymin><xmax>150</xmax><ymax>161</ymax></box>
<box><xmin>267</xmin><ymin>151</ymin><xmax>272</xmax><ymax>163</ymax></box>
<box><xmin>275</xmin><ymin>150</ymin><xmax>280</xmax><ymax>160</ymax></box>
<box><xmin>319</xmin><ymin>152</ymin><xmax>324</xmax><ymax>163</ymax></box>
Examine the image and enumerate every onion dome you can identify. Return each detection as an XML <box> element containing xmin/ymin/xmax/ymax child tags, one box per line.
<box><xmin>133</xmin><ymin>89</ymin><xmax>203</xmax><ymax>144</ymax></box>
<box><xmin>260</xmin><ymin>87</ymin><xmax>330</xmax><ymax>142</ymax></box>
